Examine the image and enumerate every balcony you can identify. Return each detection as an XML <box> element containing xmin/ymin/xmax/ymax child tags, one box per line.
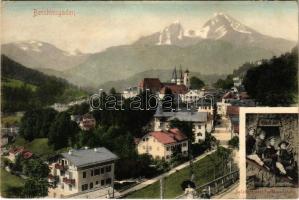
<box><xmin>48</xmin><ymin>174</ymin><xmax>58</xmax><ymax>181</ymax></box>
<box><xmin>63</xmin><ymin>177</ymin><xmax>75</xmax><ymax>185</ymax></box>
<box><xmin>54</xmin><ymin>163</ymin><xmax>68</xmax><ymax>171</ymax></box>
<box><xmin>48</xmin><ymin>174</ymin><xmax>59</xmax><ymax>188</ymax></box>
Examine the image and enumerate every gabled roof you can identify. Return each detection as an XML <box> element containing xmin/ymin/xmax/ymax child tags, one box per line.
<box><xmin>138</xmin><ymin>78</ymin><xmax>163</xmax><ymax>91</ymax></box>
<box><xmin>148</xmin><ymin>128</ymin><xmax>188</xmax><ymax>145</ymax></box>
<box><xmin>61</xmin><ymin>147</ymin><xmax>118</xmax><ymax>168</ymax></box>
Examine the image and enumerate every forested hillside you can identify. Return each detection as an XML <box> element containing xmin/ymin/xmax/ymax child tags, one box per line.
<box><xmin>1</xmin><ymin>55</ymin><xmax>87</xmax><ymax>112</ymax></box>
<box><xmin>243</xmin><ymin>47</ymin><xmax>298</xmax><ymax>106</ymax></box>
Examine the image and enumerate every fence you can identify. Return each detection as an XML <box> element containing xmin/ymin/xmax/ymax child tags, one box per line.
<box><xmin>176</xmin><ymin>170</ymin><xmax>239</xmax><ymax>198</ymax></box>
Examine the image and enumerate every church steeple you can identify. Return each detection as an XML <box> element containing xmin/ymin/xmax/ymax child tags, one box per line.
<box><xmin>171</xmin><ymin>67</ymin><xmax>177</xmax><ymax>83</ymax></box>
<box><xmin>180</xmin><ymin>65</ymin><xmax>183</xmax><ymax>79</ymax></box>
<box><xmin>176</xmin><ymin>65</ymin><xmax>183</xmax><ymax>85</ymax></box>
<box><xmin>184</xmin><ymin>68</ymin><xmax>190</xmax><ymax>89</ymax></box>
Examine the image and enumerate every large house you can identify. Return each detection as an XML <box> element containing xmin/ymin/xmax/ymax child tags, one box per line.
<box><xmin>153</xmin><ymin>106</ymin><xmax>213</xmax><ymax>142</ymax></box>
<box><xmin>180</xmin><ymin>89</ymin><xmax>204</xmax><ymax>103</ymax></box>
<box><xmin>48</xmin><ymin>147</ymin><xmax>118</xmax><ymax>198</ymax></box>
<box><xmin>138</xmin><ymin>78</ymin><xmax>163</xmax><ymax>93</ymax></box>
<box><xmin>137</xmin><ymin>128</ymin><xmax>188</xmax><ymax>161</ymax></box>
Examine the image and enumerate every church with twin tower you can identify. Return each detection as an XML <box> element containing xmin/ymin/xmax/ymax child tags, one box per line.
<box><xmin>171</xmin><ymin>66</ymin><xmax>190</xmax><ymax>89</ymax></box>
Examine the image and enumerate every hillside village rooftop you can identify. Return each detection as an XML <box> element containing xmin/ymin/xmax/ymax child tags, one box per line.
<box><xmin>61</xmin><ymin>147</ymin><xmax>118</xmax><ymax>168</ymax></box>
<box><xmin>154</xmin><ymin>111</ymin><xmax>208</xmax><ymax>122</ymax></box>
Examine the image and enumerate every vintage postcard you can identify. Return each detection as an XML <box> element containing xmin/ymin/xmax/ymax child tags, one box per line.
<box><xmin>0</xmin><ymin>1</ymin><xmax>298</xmax><ymax>199</ymax></box>
<box><xmin>240</xmin><ymin>107</ymin><xmax>299</xmax><ymax>199</ymax></box>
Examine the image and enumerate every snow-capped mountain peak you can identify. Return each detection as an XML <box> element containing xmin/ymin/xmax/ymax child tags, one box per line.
<box><xmin>133</xmin><ymin>12</ymin><xmax>293</xmax><ymax>50</ymax></box>
<box><xmin>201</xmin><ymin>12</ymin><xmax>254</xmax><ymax>40</ymax></box>
<box><xmin>16</xmin><ymin>40</ymin><xmax>44</xmax><ymax>52</ymax></box>
<box><xmin>156</xmin><ymin>21</ymin><xmax>185</xmax><ymax>45</ymax></box>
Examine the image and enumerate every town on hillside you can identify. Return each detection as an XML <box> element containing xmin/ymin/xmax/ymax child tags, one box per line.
<box><xmin>1</xmin><ymin>40</ymin><xmax>298</xmax><ymax>200</ymax></box>
<box><xmin>1</xmin><ymin>65</ymin><xmax>253</xmax><ymax>198</ymax></box>
<box><xmin>1</xmin><ymin>1</ymin><xmax>298</xmax><ymax>199</ymax></box>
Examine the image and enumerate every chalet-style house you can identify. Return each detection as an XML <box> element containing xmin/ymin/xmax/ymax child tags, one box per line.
<box><xmin>48</xmin><ymin>147</ymin><xmax>118</xmax><ymax>198</ymax></box>
<box><xmin>137</xmin><ymin>128</ymin><xmax>188</xmax><ymax>161</ymax></box>
<box><xmin>153</xmin><ymin>106</ymin><xmax>213</xmax><ymax>142</ymax></box>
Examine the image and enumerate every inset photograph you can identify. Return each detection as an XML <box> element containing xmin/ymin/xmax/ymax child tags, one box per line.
<box><xmin>245</xmin><ymin>112</ymin><xmax>298</xmax><ymax>199</ymax></box>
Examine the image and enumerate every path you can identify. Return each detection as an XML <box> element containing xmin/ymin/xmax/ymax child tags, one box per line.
<box><xmin>213</xmin><ymin>116</ymin><xmax>232</xmax><ymax>147</ymax></box>
<box><xmin>117</xmin><ymin>150</ymin><xmax>216</xmax><ymax>198</ymax></box>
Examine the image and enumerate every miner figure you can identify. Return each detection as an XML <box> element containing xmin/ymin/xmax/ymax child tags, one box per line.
<box><xmin>246</xmin><ymin>128</ymin><xmax>256</xmax><ymax>155</ymax></box>
<box><xmin>277</xmin><ymin>141</ymin><xmax>297</xmax><ymax>181</ymax></box>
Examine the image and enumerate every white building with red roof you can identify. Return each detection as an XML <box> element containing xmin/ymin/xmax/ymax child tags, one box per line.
<box><xmin>137</xmin><ymin>128</ymin><xmax>188</xmax><ymax>161</ymax></box>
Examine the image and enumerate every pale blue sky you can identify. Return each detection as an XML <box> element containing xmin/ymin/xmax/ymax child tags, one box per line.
<box><xmin>2</xmin><ymin>1</ymin><xmax>298</xmax><ymax>53</ymax></box>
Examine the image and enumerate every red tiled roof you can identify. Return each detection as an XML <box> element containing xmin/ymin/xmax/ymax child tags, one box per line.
<box><xmin>149</xmin><ymin>129</ymin><xmax>187</xmax><ymax>145</ymax></box>
<box><xmin>138</xmin><ymin>78</ymin><xmax>163</xmax><ymax>91</ymax></box>
<box><xmin>168</xmin><ymin>128</ymin><xmax>188</xmax><ymax>141</ymax></box>
<box><xmin>22</xmin><ymin>151</ymin><xmax>33</xmax><ymax>159</ymax></box>
<box><xmin>227</xmin><ymin>106</ymin><xmax>239</xmax><ymax>116</ymax></box>
<box><xmin>9</xmin><ymin>147</ymin><xmax>33</xmax><ymax>159</ymax></box>
<box><xmin>160</xmin><ymin>85</ymin><xmax>188</xmax><ymax>95</ymax></box>
<box><xmin>9</xmin><ymin>147</ymin><xmax>24</xmax><ymax>154</ymax></box>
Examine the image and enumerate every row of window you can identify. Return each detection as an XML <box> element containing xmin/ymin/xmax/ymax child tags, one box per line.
<box><xmin>158</xmin><ymin>123</ymin><xmax>202</xmax><ymax>130</ymax></box>
<box><xmin>81</xmin><ymin>178</ymin><xmax>112</xmax><ymax>191</ymax></box>
<box><xmin>166</xmin><ymin>142</ymin><xmax>187</xmax><ymax>151</ymax></box>
<box><xmin>155</xmin><ymin>150</ymin><xmax>188</xmax><ymax>160</ymax></box>
<box><xmin>82</xmin><ymin>165</ymin><xmax>112</xmax><ymax>178</ymax></box>
<box><xmin>60</xmin><ymin>183</ymin><xmax>73</xmax><ymax>191</ymax></box>
<box><xmin>142</xmin><ymin>142</ymin><xmax>187</xmax><ymax>152</ymax></box>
